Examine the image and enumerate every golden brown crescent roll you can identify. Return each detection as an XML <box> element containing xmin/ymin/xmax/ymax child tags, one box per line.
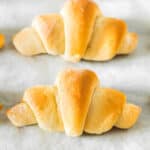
<box><xmin>0</xmin><ymin>34</ymin><xmax>5</xmax><ymax>49</ymax></box>
<box><xmin>13</xmin><ymin>0</ymin><xmax>138</xmax><ymax>62</ymax></box>
<box><xmin>7</xmin><ymin>68</ymin><xmax>141</xmax><ymax>137</ymax></box>
<box><xmin>0</xmin><ymin>104</ymin><xmax>3</xmax><ymax>110</ymax></box>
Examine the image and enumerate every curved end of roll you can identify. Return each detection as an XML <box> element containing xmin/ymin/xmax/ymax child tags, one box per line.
<box><xmin>63</xmin><ymin>54</ymin><xmax>81</xmax><ymax>63</ymax></box>
<box><xmin>7</xmin><ymin>102</ymin><xmax>37</xmax><ymax>127</ymax></box>
<box><xmin>13</xmin><ymin>27</ymin><xmax>46</xmax><ymax>56</ymax></box>
<box><xmin>115</xmin><ymin>103</ymin><xmax>141</xmax><ymax>129</ymax></box>
<box><xmin>118</xmin><ymin>32</ymin><xmax>138</xmax><ymax>55</ymax></box>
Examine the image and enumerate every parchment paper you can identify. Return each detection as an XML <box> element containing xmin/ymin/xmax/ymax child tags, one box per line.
<box><xmin>0</xmin><ymin>0</ymin><xmax>150</xmax><ymax>149</ymax></box>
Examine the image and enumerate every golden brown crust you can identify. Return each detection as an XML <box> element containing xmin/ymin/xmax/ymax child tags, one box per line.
<box><xmin>56</xmin><ymin>68</ymin><xmax>99</xmax><ymax>136</ymax></box>
<box><xmin>118</xmin><ymin>32</ymin><xmax>138</xmax><ymax>54</ymax></box>
<box><xmin>32</xmin><ymin>14</ymin><xmax>65</xmax><ymax>55</ymax></box>
<box><xmin>84</xmin><ymin>88</ymin><xmax>126</xmax><ymax>134</ymax></box>
<box><xmin>0</xmin><ymin>34</ymin><xmax>5</xmax><ymax>48</ymax></box>
<box><xmin>13</xmin><ymin>27</ymin><xmax>46</xmax><ymax>56</ymax></box>
<box><xmin>23</xmin><ymin>86</ymin><xmax>64</xmax><ymax>131</ymax></box>
<box><xmin>0</xmin><ymin>104</ymin><xmax>3</xmax><ymax>110</ymax></box>
<box><xmin>115</xmin><ymin>103</ymin><xmax>141</xmax><ymax>129</ymax></box>
<box><xmin>7</xmin><ymin>69</ymin><xmax>141</xmax><ymax>136</ymax></box>
<box><xmin>61</xmin><ymin>0</ymin><xmax>101</xmax><ymax>62</ymax></box>
<box><xmin>13</xmin><ymin>0</ymin><xmax>138</xmax><ymax>62</ymax></box>
<box><xmin>84</xmin><ymin>17</ymin><xmax>127</xmax><ymax>61</ymax></box>
<box><xmin>7</xmin><ymin>102</ymin><xmax>36</xmax><ymax>127</ymax></box>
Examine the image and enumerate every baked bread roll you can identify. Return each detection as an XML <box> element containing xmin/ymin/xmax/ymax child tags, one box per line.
<box><xmin>13</xmin><ymin>0</ymin><xmax>138</xmax><ymax>62</ymax></box>
<box><xmin>0</xmin><ymin>34</ymin><xmax>5</xmax><ymax>48</ymax></box>
<box><xmin>0</xmin><ymin>104</ymin><xmax>3</xmax><ymax>110</ymax></box>
<box><xmin>7</xmin><ymin>68</ymin><xmax>141</xmax><ymax>136</ymax></box>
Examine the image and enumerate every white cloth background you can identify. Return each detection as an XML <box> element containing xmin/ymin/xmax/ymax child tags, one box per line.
<box><xmin>0</xmin><ymin>0</ymin><xmax>150</xmax><ymax>150</ymax></box>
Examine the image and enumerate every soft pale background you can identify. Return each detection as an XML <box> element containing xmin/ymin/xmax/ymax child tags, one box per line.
<box><xmin>0</xmin><ymin>0</ymin><xmax>150</xmax><ymax>150</ymax></box>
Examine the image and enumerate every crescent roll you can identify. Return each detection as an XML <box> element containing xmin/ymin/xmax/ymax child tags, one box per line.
<box><xmin>7</xmin><ymin>68</ymin><xmax>141</xmax><ymax>136</ymax></box>
<box><xmin>13</xmin><ymin>0</ymin><xmax>138</xmax><ymax>62</ymax></box>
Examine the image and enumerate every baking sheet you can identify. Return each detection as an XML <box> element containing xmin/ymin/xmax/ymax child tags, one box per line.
<box><xmin>0</xmin><ymin>0</ymin><xmax>150</xmax><ymax>149</ymax></box>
